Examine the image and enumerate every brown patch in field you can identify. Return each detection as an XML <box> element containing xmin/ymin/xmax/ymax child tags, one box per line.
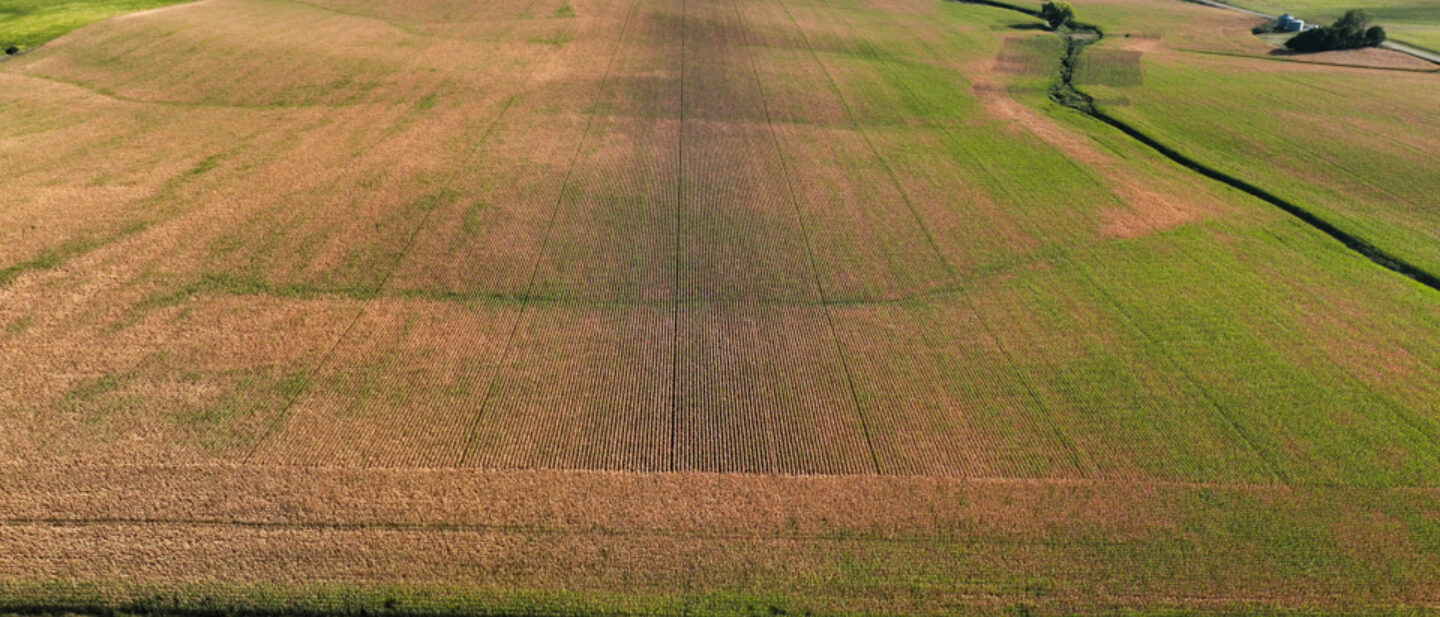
<box><xmin>859</xmin><ymin>0</ymin><xmax>939</xmax><ymax>16</ymax></box>
<box><xmin>1116</xmin><ymin>32</ymin><xmax>1165</xmax><ymax>54</ymax></box>
<box><xmin>673</xmin><ymin>304</ymin><xmax>873</xmax><ymax>475</ymax></box>
<box><xmin>1075</xmin><ymin>48</ymin><xmax>1145</xmax><ymax>87</ymax></box>
<box><xmin>0</xmin><ymin>0</ymin><xmax>598</xmax><ymax>470</ymax></box>
<box><xmin>1098</xmin><ymin>178</ymin><xmax>1216</xmax><ymax>239</ymax></box>
<box><xmin>678</xmin><ymin>119</ymin><xmax>819</xmax><ymax>304</ymax></box>
<box><xmin>0</xmin><ymin>290</ymin><xmax>360</xmax><ymax>465</ymax></box>
<box><xmin>250</xmin><ymin>297</ymin><xmax>518</xmax><ymax>468</ymax></box>
<box><xmin>972</xmin><ymin>79</ymin><xmax>1104</xmax><ymax>164</ymax></box>
<box><xmin>464</xmin><ymin>305</ymin><xmax>673</xmax><ymax>471</ymax></box>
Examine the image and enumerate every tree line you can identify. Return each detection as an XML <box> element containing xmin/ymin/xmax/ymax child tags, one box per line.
<box><xmin>1285</xmin><ymin>9</ymin><xmax>1387</xmax><ymax>52</ymax></box>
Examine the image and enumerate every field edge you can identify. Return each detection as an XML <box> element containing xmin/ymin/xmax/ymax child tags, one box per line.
<box><xmin>2</xmin><ymin>579</ymin><xmax>1437</xmax><ymax>617</ymax></box>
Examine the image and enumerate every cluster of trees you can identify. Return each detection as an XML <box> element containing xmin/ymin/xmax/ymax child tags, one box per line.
<box><xmin>1285</xmin><ymin>9</ymin><xmax>1387</xmax><ymax>52</ymax></box>
<box><xmin>4</xmin><ymin>46</ymin><xmax>18</xmax><ymax>55</ymax></box>
<box><xmin>1040</xmin><ymin>1</ymin><xmax>1075</xmax><ymax>29</ymax></box>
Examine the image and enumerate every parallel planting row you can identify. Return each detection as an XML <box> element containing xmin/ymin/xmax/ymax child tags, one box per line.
<box><xmin>1</xmin><ymin>0</ymin><xmax>1439</xmax><ymax>485</ymax></box>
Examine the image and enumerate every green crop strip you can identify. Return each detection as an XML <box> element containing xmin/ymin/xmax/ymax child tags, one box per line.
<box><xmin>955</xmin><ymin>0</ymin><xmax>1440</xmax><ymax>296</ymax></box>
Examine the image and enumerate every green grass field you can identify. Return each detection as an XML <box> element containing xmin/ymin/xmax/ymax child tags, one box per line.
<box><xmin>2</xmin><ymin>0</ymin><xmax>1440</xmax><ymax>614</ymax></box>
<box><xmin>1076</xmin><ymin>0</ymin><xmax>1440</xmax><ymax>276</ymax></box>
<box><xmin>0</xmin><ymin>0</ymin><xmax>193</xmax><ymax>52</ymax></box>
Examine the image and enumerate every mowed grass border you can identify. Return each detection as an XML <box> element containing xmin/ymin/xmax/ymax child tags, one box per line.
<box><xmin>1</xmin><ymin>579</ymin><xmax>1436</xmax><ymax>617</ymax></box>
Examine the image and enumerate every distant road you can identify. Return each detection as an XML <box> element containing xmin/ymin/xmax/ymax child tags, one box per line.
<box><xmin>1383</xmin><ymin>40</ymin><xmax>1440</xmax><ymax>65</ymax></box>
<box><xmin>1182</xmin><ymin>0</ymin><xmax>1440</xmax><ymax>66</ymax></box>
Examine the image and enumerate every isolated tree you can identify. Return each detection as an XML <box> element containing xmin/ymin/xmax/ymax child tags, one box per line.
<box><xmin>4</xmin><ymin>46</ymin><xmax>17</xmax><ymax>55</ymax></box>
<box><xmin>1039</xmin><ymin>1</ymin><xmax>1076</xmax><ymax>30</ymax></box>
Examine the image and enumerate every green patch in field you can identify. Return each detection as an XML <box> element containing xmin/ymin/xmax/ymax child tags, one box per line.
<box><xmin>314</xmin><ymin>188</ymin><xmax>461</xmax><ymax>294</ymax></box>
<box><xmin>417</xmin><ymin>92</ymin><xmax>440</xmax><ymax>110</ymax></box>
<box><xmin>183</xmin><ymin>153</ymin><xmax>224</xmax><ymax>177</ymax></box>
<box><xmin>550</xmin><ymin>2</ymin><xmax>575</xmax><ymax>18</ymax></box>
<box><xmin>135</xmin><ymin>271</ymin><xmax>339</xmax><ymax>313</ymax></box>
<box><xmin>529</xmin><ymin>32</ymin><xmax>573</xmax><ymax>46</ymax></box>
<box><xmin>168</xmin><ymin>367</ymin><xmax>309</xmax><ymax>453</ymax></box>
<box><xmin>462</xmin><ymin>199</ymin><xmax>489</xmax><ymax>236</ymax></box>
<box><xmin>0</xmin><ymin>219</ymin><xmax>150</xmax><ymax>286</ymax></box>
<box><xmin>60</xmin><ymin>372</ymin><xmax>139</xmax><ymax>424</ymax></box>
<box><xmin>4</xmin><ymin>315</ymin><xmax>33</xmax><ymax>335</ymax></box>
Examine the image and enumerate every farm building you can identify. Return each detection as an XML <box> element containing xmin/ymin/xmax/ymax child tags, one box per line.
<box><xmin>1277</xmin><ymin>13</ymin><xmax>1305</xmax><ymax>31</ymax></box>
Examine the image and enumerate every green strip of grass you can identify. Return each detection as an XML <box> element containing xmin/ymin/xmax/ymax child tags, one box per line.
<box><xmin>0</xmin><ymin>0</ymin><xmax>194</xmax><ymax>53</ymax></box>
<box><xmin>0</xmin><ymin>578</ymin><xmax>1433</xmax><ymax>617</ymax></box>
<box><xmin>0</xmin><ymin>581</ymin><xmax>798</xmax><ymax>617</ymax></box>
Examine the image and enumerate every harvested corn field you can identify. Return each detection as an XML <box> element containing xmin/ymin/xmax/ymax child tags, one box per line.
<box><xmin>3</xmin><ymin>0</ymin><xmax>1440</xmax><ymax>614</ymax></box>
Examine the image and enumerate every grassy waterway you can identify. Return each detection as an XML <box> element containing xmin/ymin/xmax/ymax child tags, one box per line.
<box><xmin>960</xmin><ymin>0</ymin><xmax>1440</xmax><ymax>295</ymax></box>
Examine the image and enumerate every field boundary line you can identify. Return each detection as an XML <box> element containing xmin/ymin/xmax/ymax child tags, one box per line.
<box><xmin>0</xmin><ymin>0</ymin><xmax>215</xmax><ymax>62</ymax></box>
<box><xmin>240</xmin><ymin>2</ymin><xmax>569</xmax><ymax>463</ymax></box>
<box><xmin>727</xmin><ymin>0</ymin><xmax>881</xmax><ymax>475</ymax></box>
<box><xmin>458</xmin><ymin>0</ymin><xmax>641</xmax><ymax>466</ymax></box>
